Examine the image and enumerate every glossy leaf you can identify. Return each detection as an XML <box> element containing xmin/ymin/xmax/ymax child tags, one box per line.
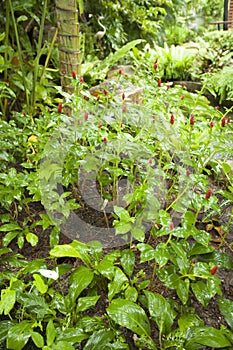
<box><xmin>33</xmin><ymin>274</ymin><xmax>48</xmax><ymax>294</ymax></box>
<box><xmin>83</xmin><ymin>329</ymin><xmax>115</xmax><ymax>350</ymax></box>
<box><xmin>218</xmin><ymin>297</ymin><xmax>233</xmax><ymax>329</ymax></box>
<box><xmin>0</xmin><ymin>289</ymin><xmax>16</xmax><ymax>315</ymax></box>
<box><xmin>31</xmin><ymin>331</ymin><xmax>44</xmax><ymax>348</ymax></box>
<box><xmin>185</xmin><ymin>326</ymin><xmax>232</xmax><ymax>348</ymax></box>
<box><xmin>144</xmin><ymin>291</ymin><xmax>176</xmax><ymax>335</ymax></box>
<box><xmin>120</xmin><ymin>249</ymin><xmax>135</xmax><ymax>277</ymax></box>
<box><xmin>68</xmin><ymin>266</ymin><xmax>94</xmax><ymax>304</ymax></box>
<box><xmin>77</xmin><ymin>295</ymin><xmax>100</xmax><ymax>312</ymax></box>
<box><xmin>108</xmin><ymin>267</ymin><xmax>128</xmax><ymax>301</ymax></box>
<box><xmin>107</xmin><ymin>298</ymin><xmax>150</xmax><ymax>336</ymax></box>
<box><xmin>6</xmin><ymin>321</ymin><xmax>32</xmax><ymax>350</ymax></box>
<box><xmin>46</xmin><ymin>319</ymin><xmax>56</xmax><ymax>347</ymax></box>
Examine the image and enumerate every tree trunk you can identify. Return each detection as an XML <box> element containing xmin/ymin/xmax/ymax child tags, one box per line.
<box><xmin>55</xmin><ymin>0</ymin><xmax>84</xmax><ymax>92</ymax></box>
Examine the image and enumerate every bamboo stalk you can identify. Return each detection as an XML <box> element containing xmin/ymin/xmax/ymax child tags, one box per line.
<box><xmin>55</xmin><ymin>0</ymin><xmax>83</xmax><ymax>93</ymax></box>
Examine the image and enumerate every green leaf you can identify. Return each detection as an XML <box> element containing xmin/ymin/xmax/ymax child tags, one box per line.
<box><xmin>77</xmin><ymin>0</ymin><xmax>84</xmax><ymax>15</ymax></box>
<box><xmin>198</xmin><ymin>251</ymin><xmax>233</xmax><ymax>269</ymax></box>
<box><xmin>7</xmin><ymin>321</ymin><xmax>32</xmax><ymax>350</ymax></box>
<box><xmin>26</xmin><ymin>232</ymin><xmax>38</xmax><ymax>247</ymax></box>
<box><xmin>185</xmin><ymin>326</ymin><xmax>232</xmax><ymax>348</ymax></box>
<box><xmin>125</xmin><ymin>286</ymin><xmax>138</xmax><ymax>302</ymax></box>
<box><xmin>46</xmin><ymin>319</ymin><xmax>56</xmax><ymax>347</ymax></box>
<box><xmin>50</xmin><ymin>244</ymin><xmax>83</xmax><ymax>259</ymax></box>
<box><xmin>0</xmin><ymin>223</ymin><xmax>22</xmax><ymax>232</ymax></box>
<box><xmin>68</xmin><ymin>266</ymin><xmax>94</xmax><ymax>304</ymax></box>
<box><xmin>137</xmin><ymin>243</ymin><xmax>155</xmax><ymax>263</ymax></box>
<box><xmin>76</xmin><ymin>296</ymin><xmax>100</xmax><ymax>312</ymax></box>
<box><xmin>0</xmin><ymin>289</ymin><xmax>16</xmax><ymax>315</ymax></box>
<box><xmin>33</xmin><ymin>274</ymin><xmax>48</xmax><ymax>294</ymax></box>
<box><xmin>2</xmin><ymin>231</ymin><xmax>20</xmax><ymax>246</ymax></box>
<box><xmin>83</xmin><ymin>329</ymin><xmax>115</xmax><ymax>350</ymax></box>
<box><xmin>178</xmin><ymin>314</ymin><xmax>204</xmax><ymax>332</ymax></box>
<box><xmin>0</xmin><ymin>320</ymin><xmax>15</xmax><ymax>344</ymax></box>
<box><xmin>191</xmin><ymin>281</ymin><xmax>211</xmax><ymax>307</ymax></box>
<box><xmin>108</xmin><ymin>267</ymin><xmax>128</xmax><ymax>301</ymax></box>
<box><xmin>120</xmin><ymin>249</ymin><xmax>135</xmax><ymax>277</ymax></box>
<box><xmin>176</xmin><ymin>278</ymin><xmax>190</xmax><ymax>305</ymax></box>
<box><xmin>31</xmin><ymin>331</ymin><xmax>44</xmax><ymax>348</ymax></box>
<box><xmin>53</xmin><ymin>341</ymin><xmax>75</xmax><ymax>350</ymax></box>
<box><xmin>144</xmin><ymin>291</ymin><xmax>176</xmax><ymax>335</ymax></box>
<box><xmin>218</xmin><ymin>297</ymin><xmax>233</xmax><ymax>329</ymax></box>
<box><xmin>107</xmin><ymin>298</ymin><xmax>150</xmax><ymax>337</ymax></box>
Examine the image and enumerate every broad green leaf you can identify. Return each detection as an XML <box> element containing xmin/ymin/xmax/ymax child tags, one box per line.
<box><xmin>50</xmin><ymin>244</ymin><xmax>82</xmax><ymax>259</ymax></box>
<box><xmin>7</xmin><ymin>321</ymin><xmax>32</xmax><ymax>350</ymax></box>
<box><xmin>108</xmin><ymin>267</ymin><xmax>128</xmax><ymax>301</ymax></box>
<box><xmin>0</xmin><ymin>288</ymin><xmax>16</xmax><ymax>315</ymax></box>
<box><xmin>77</xmin><ymin>296</ymin><xmax>100</xmax><ymax>312</ymax></box>
<box><xmin>68</xmin><ymin>266</ymin><xmax>94</xmax><ymax>304</ymax></box>
<box><xmin>176</xmin><ymin>278</ymin><xmax>190</xmax><ymax>305</ymax></box>
<box><xmin>83</xmin><ymin>329</ymin><xmax>115</xmax><ymax>350</ymax></box>
<box><xmin>31</xmin><ymin>331</ymin><xmax>44</xmax><ymax>348</ymax></box>
<box><xmin>97</xmin><ymin>250</ymin><xmax>120</xmax><ymax>279</ymax></box>
<box><xmin>107</xmin><ymin>298</ymin><xmax>150</xmax><ymax>336</ymax></box>
<box><xmin>56</xmin><ymin>327</ymin><xmax>88</xmax><ymax>343</ymax></box>
<box><xmin>218</xmin><ymin>297</ymin><xmax>233</xmax><ymax>329</ymax></box>
<box><xmin>46</xmin><ymin>319</ymin><xmax>56</xmax><ymax>347</ymax></box>
<box><xmin>198</xmin><ymin>251</ymin><xmax>233</xmax><ymax>269</ymax></box>
<box><xmin>33</xmin><ymin>274</ymin><xmax>48</xmax><ymax>294</ymax></box>
<box><xmin>185</xmin><ymin>326</ymin><xmax>231</xmax><ymax>348</ymax></box>
<box><xmin>0</xmin><ymin>223</ymin><xmax>22</xmax><ymax>231</ymax></box>
<box><xmin>2</xmin><ymin>231</ymin><xmax>20</xmax><ymax>246</ymax></box>
<box><xmin>191</xmin><ymin>281</ymin><xmax>211</xmax><ymax>307</ymax></box>
<box><xmin>137</xmin><ymin>243</ymin><xmax>155</xmax><ymax>263</ymax></box>
<box><xmin>125</xmin><ymin>286</ymin><xmax>138</xmax><ymax>302</ymax></box>
<box><xmin>120</xmin><ymin>249</ymin><xmax>135</xmax><ymax>277</ymax></box>
<box><xmin>144</xmin><ymin>291</ymin><xmax>176</xmax><ymax>335</ymax></box>
<box><xmin>26</xmin><ymin>232</ymin><xmax>38</xmax><ymax>247</ymax></box>
<box><xmin>53</xmin><ymin>341</ymin><xmax>75</xmax><ymax>350</ymax></box>
<box><xmin>178</xmin><ymin>314</ymin><xmax>204</xmax><ymax>331</ymax></box>
<box><xmin>0</xmin><ymin>320</ymin><xmax>15</xmax><ymax>344</ymax></box>
<box><xmin>154</xmin><ymin>243</ymin><xmax>169</xmax><ymax>267</ymax></box>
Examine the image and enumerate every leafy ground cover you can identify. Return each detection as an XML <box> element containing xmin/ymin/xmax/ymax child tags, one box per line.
<box><xmin>0</xmin><ymin>60</ymin><xmax>233</xmax><ymax>349</ymax></box>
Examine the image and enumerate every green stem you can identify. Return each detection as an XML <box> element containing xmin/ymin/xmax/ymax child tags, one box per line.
<box><xmin>8</xmin><ymin>0</ymin><xmax>30</xmax><ymax>111</ymax></box>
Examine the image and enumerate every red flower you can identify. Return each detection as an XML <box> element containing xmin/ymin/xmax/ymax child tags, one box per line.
<box><xmin>80</xmin><ymin>77</ymin><xmax>84</xmax><ymax>83</ymax></box>
<box><xmin>122</xmin><ymin>92</ymin><xmax>125</xmax><ymax>100</ymax></box>
<box><xmin>103</xmin><ymin>137</ymin><xmax>107</xmax><ymax>143</ymax></box>
<box><xmin>210</xmin><ymin>266</ymin><xmax>218</xmax><ymax>275</ymax></box>
<box><xmin>57</xmin><ymin>102</ymin><xmax>62</xmax><ymax>113</ymax></box>
<box><xmin>154</xmin><ymin>62</ymin><xmax>158</xmax><ymax>70</ymax></box>
<box><xmin>148</xmin><ymin>158</ymin><xmax>153</xmax><ymax>164</ymax></box>
<box><xmin>157</xmin><ymin>78</ymin><xmax>162</xmax><ymax>87</ymax></box>
<box><xmin>181</xmin><ymin>81</ymin><xmax>185</xmax><ymax>89</ymax></box>
<box><xmin>181</xmin><ymin>95</ymin><xmax>185</xmax><ymax>100</ymax></box>
<box><xmin>122</xmin><ymin>104</ymin><xmax>127</xmax><ymax>112</ymax></box>
<box><xmin>186</xmin><ymin>169</ymin><xmax>191</xmax><ymax>176</ymax></box>
<box><xmin>170</xmin><ymin>113</ymin><xmax>175</xmax><ymax>125</ymax></box>
<box><xmin>84</xmin><ymin>112</ymin><xmax>88</xmax><ymax>121</ymax></box>
<box><xmin>221</xmin><ymin>117</ymin><xmax>226</xmax><ymax>127</ymax></box>
<box><xmin>103</xmin><ymin>88</ymin><xmax>108</xmax><ymax>96</ymax></box>
<box><xmin>98</xmin><ymin>122</ymin><xmax>103</xmax><ymax>128</ymax></box>
<box><xmin>169</xmin><ymin>222</ymin><xmax>174</xmax><ymax>230</ymax></box>
<box><xmin>205</xmin><ymin>188</ymin><xmax>212</xmax><ymax>199</ymax></box>
<box><xmin>118</xmin><ymin>69</ymin><xmax>123</xmax><ymax>75</ymax></box>
<box><xmin>209</xmin><ymin>121</ymin><xmax>214</xmax><ymax>128</ymax></box>
<box><xmin>190</xmin><ymin>114</ymin><xmax>195</xmax><ymax>125</ymax></box>
<box><xmin>72</xmin><ymin>70</ymin><xmax>76</xmax><ymax>79</ymax></box>
<box><xmin>227</xmin><ymin>116</ymin><xmax>231</xmax><ymax>123</ymax></box>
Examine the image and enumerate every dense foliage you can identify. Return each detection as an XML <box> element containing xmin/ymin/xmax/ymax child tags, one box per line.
<box><xmin>0</xmin><ymin>0</ymin><xmax>233</xmax><ymax>349</ymax></box>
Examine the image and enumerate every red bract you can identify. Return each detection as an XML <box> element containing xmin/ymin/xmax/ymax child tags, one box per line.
<box><xmin>209</xmin><ymin>121</ymin><xmax>214</xmax><ymax>128</ymax></box>
<box><xmin>169</xmin><ymin>222</ymin><xmax>174</xmax><ymax>230</ymax></box>
<box><xmin>170</xmin><ymin>113</ymin><xmax>175</xmax><ymax>125</ymax></box>
<box><xmin>181</xmin><ymin>81</ymin><xmax>185</xmax><ymax>88</ymax></box>
<box><xmin>158</xmin><ymin>79</ymin><xmax>162</xmax><ymax>87</ymax></box>
<box><xmin>148</xmin><ymin>158</ymin><xmax>153</xmax><ymax>164</ymax></box>
<box><xmin>57</xmin><ymin>102</ymin><xmax>62</xmax><ymax>113</ymax></box>
<box><xmin>84</xmin><ymin>112</ymin><xmax>88</xmax><ymax>121</ymax></box>
<box><xmin>98</xmin><ymin>122</ymin><xmax>103</xmax><ymax>128</ymax></box>
<box><xmin>186</xmin><ymin>169</ymin><xmax>191</xmax><ymax>176</ymax></box>
<box><xmin>122</xmin><ymin>104</ymin><xmax>127</xmax><ymax>112</ymax></box>
<box><xmin>221</xmin><ymin>117</ymin><xmax>226</xmax><ymax>127</ymax></box>
<box><xmin>122</xmin><ymin>92</ymin><xmax>125</xmax><ymax>100</ymax></box>
<box><xmin>103</xmin><ymin>88</ymin><xmax>108</xmax><ymax>96</ymax></box>
<box><xmin>190</xmin><ymin>114</ymin><xmax>195</xmax><ymax>125</ymax></box>
<box><xmin>181</xmin><ymin>95</ymin><xmax>185</xmax><ymax>100</ymax></box>
<box><xmin>103</xmin><ymin>137</ymin><xmax>107</xmax><ymax>143</ymax></box>
<box><xmin>215</xmin><ymin>106</ymin><xmax>220</xmax><ymax>110</ymax></box>
<box><xmin>205</xmin><ymin>188</ymin><xmax>212</xmax><ymax>199</ymax></box>
<box><xmin>154</xmin><ymin>62</ymin><xmax>158</xmax><ymax>70</ymax></box>
<box><xmin>72</xmin><ymin>70</ymin><xmax>76</xmax><ymax>79</ymax></box>
<box><xmin>80</xmin><ymin>77</ymin><xmax>84</xmax><ymax>83</ymax></box>
<box><xmin>118</xmin><ymin>69</ymin><xmax>123</xmax><ymax>75</ymax></box>
<box><xmin>210</xmin><ymin>266</ymin><xmax>218</xmax><ymax>275</ymax></box>
<box><xmin>227</xmin><ymin>116</ymin><xmax>231</xmax><ymax>123</ymax></box>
